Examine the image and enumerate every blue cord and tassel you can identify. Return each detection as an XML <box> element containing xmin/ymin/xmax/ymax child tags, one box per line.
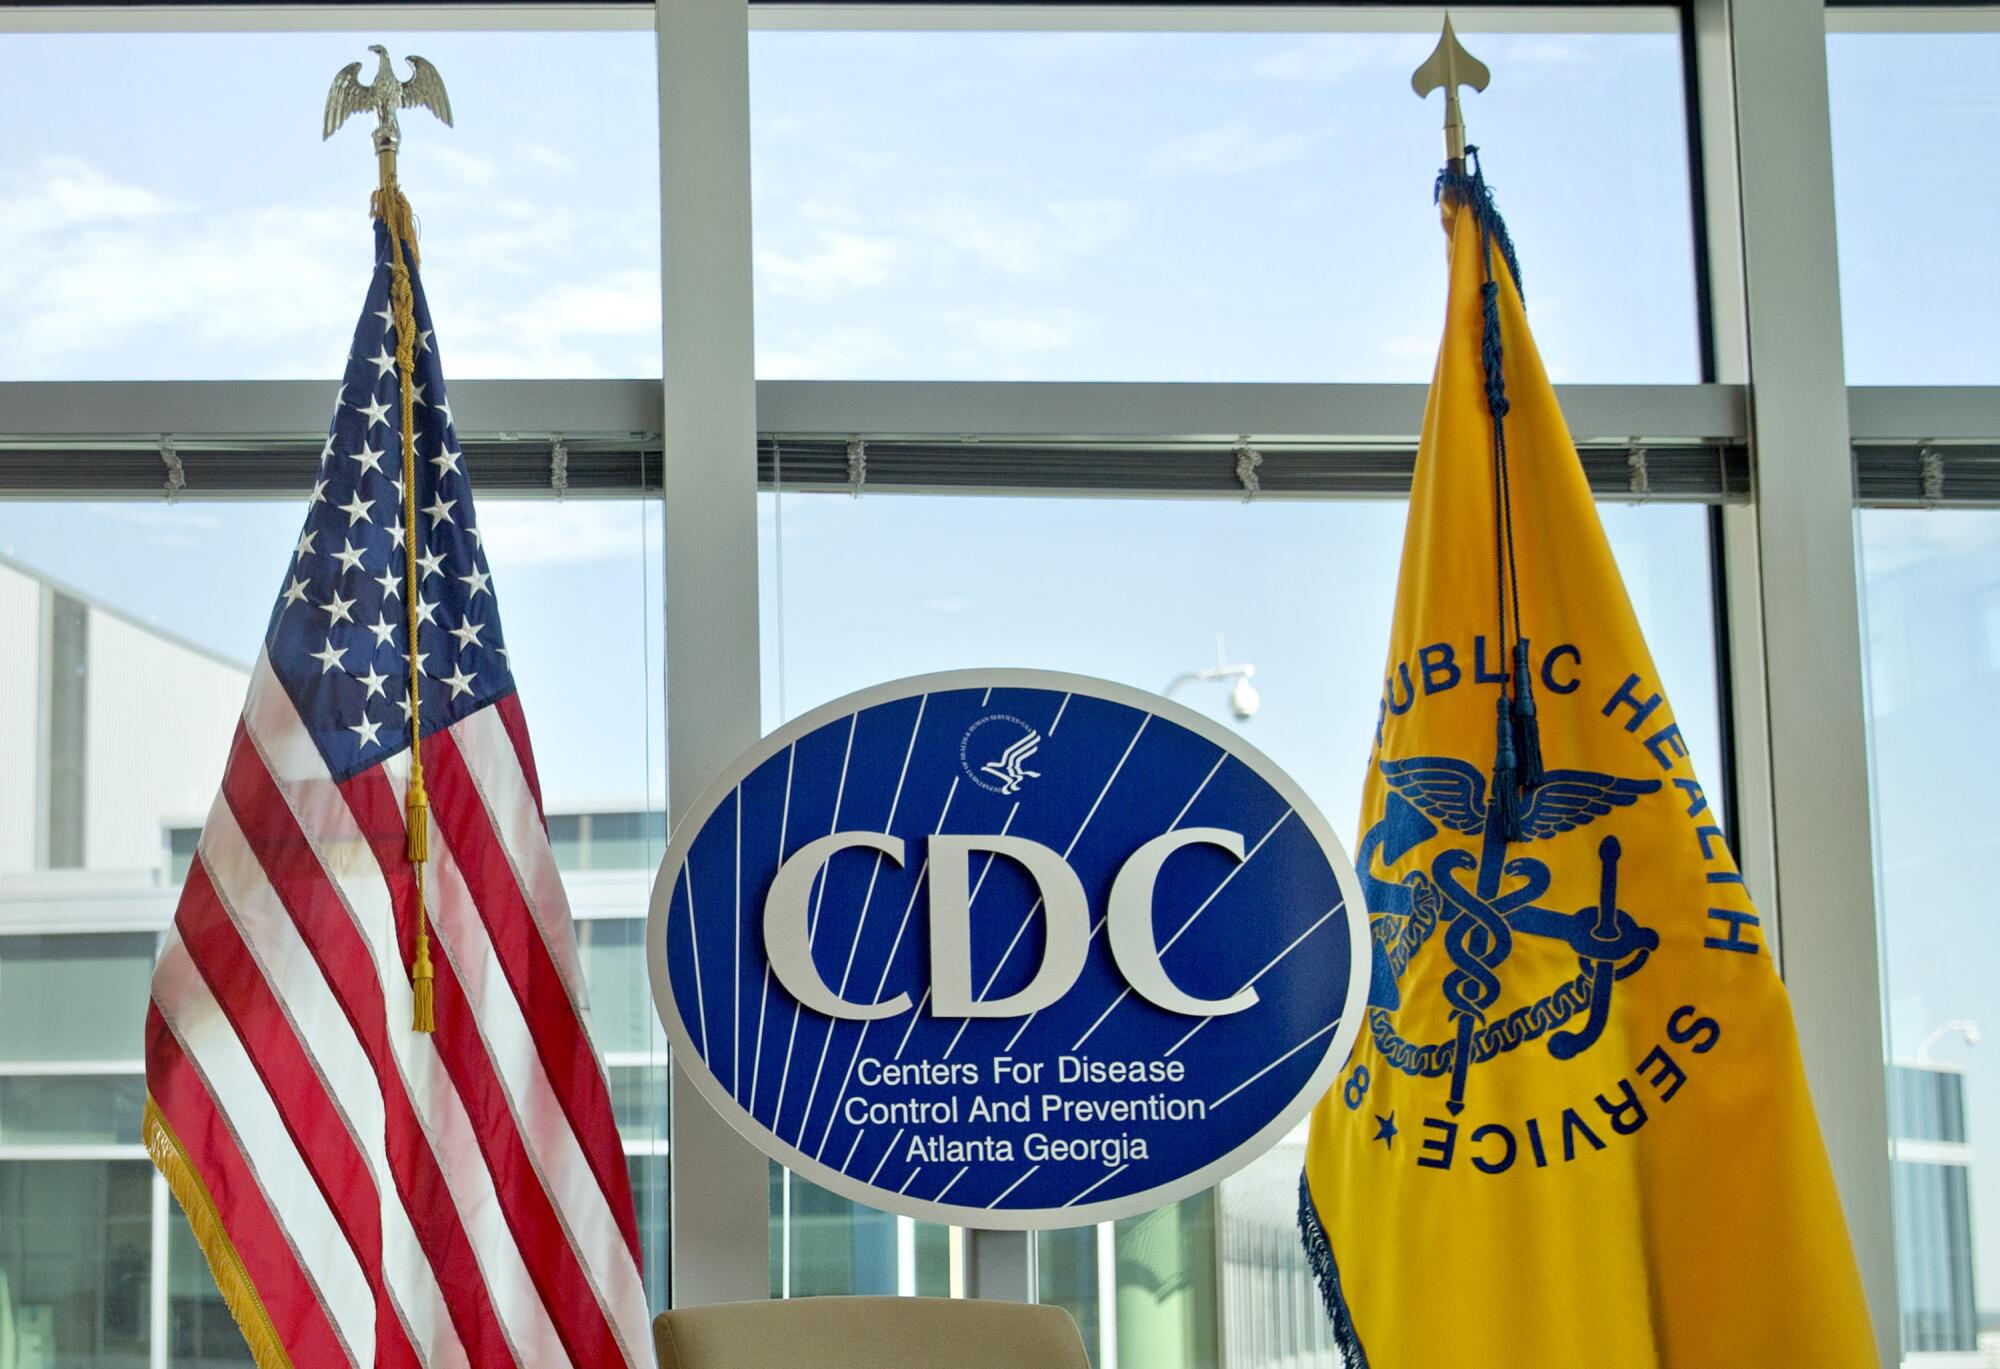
<box><xmin>1437</xmin><ymin>147</ymin><xmax>1543</xmax><ymax>840</ymax></box>
<box><xmin>1511</xmin><ymin>638</ymin><xmax>1544</xmax><ymax>792</ymax></box>
<box><xmin>1295</xmin><ymin>148</ymin><xmax>1553</xmax><ymax>1369</ymax></box>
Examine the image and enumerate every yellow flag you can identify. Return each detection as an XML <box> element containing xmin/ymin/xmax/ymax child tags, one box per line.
<box><xmin>1299</xmin><ymin>161</ymin><xmax>1876</xmax><ymax>1367</ymax></box>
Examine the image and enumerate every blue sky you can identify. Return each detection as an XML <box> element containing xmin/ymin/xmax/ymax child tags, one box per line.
<box><xmin>1</xmin><ymin>15</ymin><xmax>1997</xmax><ymax>1317</ymax></box>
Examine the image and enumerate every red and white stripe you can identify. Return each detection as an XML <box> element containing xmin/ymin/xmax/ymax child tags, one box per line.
<box><xmin>146</xmin><ymin>652</ymin><xmax>651</xmax><ymax>1368</ymax></box>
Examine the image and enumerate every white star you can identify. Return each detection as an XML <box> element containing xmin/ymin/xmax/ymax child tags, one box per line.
<box><xmin>359</xmin><ymin>395</ymin><xmax>392</xmax><ymax>430</ymax></box>
<box><xmin>319</xmin><ymin>590</ymin><xmax>356</xmax><ymax>625</ymax></box>
<box><xmin>436</xmin><ymin>397</ymin><xmax>453</xmax><ymax>427</ymax></box>
<box><xmin>390</xmin><ymin>473</ymin><xmax>406</xmax><ymax>502</ymax></box>
<box><xmin>332</xmin><ymin>540</ymin><xmax>366</xmax><ymax>576</ymax></box>
<box><xmin>374</xmin><ymin>304</ymin><xmax>395</xmax><ymax>332</ymax></box>
<box><xmin>354</xmin><ymin>664</ymin><xmax>389</xmax><ymax>700</ymax></box>
<box><xmin>467</xmin><ymin>525</ymin><xmax>483</xmax><ymax>550</ymax></box>
<box><xmin>418</xmin><ymin>328</ymin><xmax>434</xmax><ymax>354</ymax></box>
<box><xmin>280</xmin><ymin>576</ymin><xmax>309</xmax><ymax>608</ymax></box>
<box><xmin>387</xmin><ymin>518</ymin><xmax>406</xmax><ymax>552</ymax></box>
<box><xmin>350</xmin><ymin>714</ymin><xmax>384</xmax><ymax>751</ymax></box>
<box><xmin>366</xmin><ymin>345</ymin><xmax>397</xmax><ymax>379</ymax></box>
<box><xmin>448</xmin><ymin>619</ymin><xmax>485</xmax><ymax>651</ymax></box>
<box><xmin>415</xmin><ymin>596</ymin><xmax>439</xmax><ymax>626</ymax></box>
<box><xmin>431</xmin><ymin>446</ymin><xmax>461</xmax><ymax>478</ymax></box>
<box><xmin>320</xmin><ymin>433</ymin><xmax>337</xmax><ymax>463</ymax></box>
<box><xmin>310</xmin><ymin>478</ymin><xmax>329</xmax><ymax>505</ymax></box>
<box><xmin>338</xmin><ymin>492</ymin><xmax>374</xmax><ymax>527</ymax></box>
<box><xmin>294</xmin><ymin>529</ymin><xmax>317</xmax><ymax>562</ymax></box>
<box><xmin>441</xmin><ymin>665</ymin><xmax>477</xmax><ymax>700</ymax></box>
<box><xmin>459</xmin><ymin>565</ymin><xmax>491</xmax><ymax>601</ymax></box>
<box><xmin>410</xmin><ymin>381</ymin><xmax>427</xmax><ymax>407</ymax></box>
<box><xmin>374</xmin><ymin>566</ymin><xmax>402</xmax><ymax>601</ymax></box>
<box><xmin>350</xmin><ymin>442</ymin><xmax>385</xmax><ymax>478</ymax></box>
<box><xmin>397</xmin><ymin>694</ymin><xmax>414</xmax><ymax>722</ymax></box>
<box><xmin>416</xmin><ymin>547</ymin><xmax>446</xmax><ymax>580</ymax></box>
<box><xmin>366</xmin><ymin>612</ymin><xmax>398</xmax><ymax>648</ymax></box>
<box><xmin>423</xmin><ymin>494</ymin><xmax>456</xmax><ymax>526</ymax></box>
<box><xmin>496</xmin><ymin>644</ymin><xmax>509</xmax><ymax>664</ymax></box>
<box><xmin>311</xmin><ymin>639</ymin><xmax>347</xmax><ymax>673</ymax></box>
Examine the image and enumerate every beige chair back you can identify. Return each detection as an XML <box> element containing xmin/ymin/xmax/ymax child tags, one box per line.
<box><xmin>653</xmin><ymin>1295</ymin><xmax>1091</xmax><ymax>1369</ymax></box>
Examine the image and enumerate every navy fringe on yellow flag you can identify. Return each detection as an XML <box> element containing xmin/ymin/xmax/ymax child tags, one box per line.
<box><xmin>1298</xmin><ymin>155</ymin><xmax>1876</xmax><ymax>1366</ymax></box>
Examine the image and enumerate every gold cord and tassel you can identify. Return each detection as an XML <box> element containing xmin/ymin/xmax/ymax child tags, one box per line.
<box><xmin>374</xmin><ymin>156</ymin><xmax>435</xmax><ymax>1033</ymax></box>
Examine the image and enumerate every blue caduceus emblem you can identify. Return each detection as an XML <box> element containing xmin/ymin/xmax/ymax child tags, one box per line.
<box><xmin>1357</xmin><ymin>757</ymin><xmax>1663</xmax><ymax>1116</ymax></box>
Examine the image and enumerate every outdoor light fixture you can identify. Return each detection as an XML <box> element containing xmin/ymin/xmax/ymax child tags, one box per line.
<box><xmin>1166</xmin><ymin>635</ymin><xmax>1259</xmax><ymax>723</ymax></box>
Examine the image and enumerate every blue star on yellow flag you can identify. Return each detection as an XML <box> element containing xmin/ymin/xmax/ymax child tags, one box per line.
<box><xmin>1298</xmin><ymin>154</ymin><xmax>1876</xmax><ymax>1367</ymax></box>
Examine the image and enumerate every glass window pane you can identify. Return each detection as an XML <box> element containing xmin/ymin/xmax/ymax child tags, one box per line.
<box><xmin>0</xmin><ymin>31</ymin><xmax>661</xmax><ymax>380</ymax></box>
<box><xmin>628</xmin><ymin>1154</ymin><xmax>672</xmax><ymax>1316</ymax></box>
<box><xmin>1219</xmin><ymin>1139</ymin><xmax>1344</xmax><ymax>1369</ymax></box>
<box><xmin>1828</xmin><ymin>31</ymin><xmax>2000</xmax><ymax>384</ymax></box>
<box><xmin>1112</xmin><ymin>1195</ymin><xmax>1218</xmax><ymax>1369</ymax></box>
<box><xmin>767</xmin><ymin>1163</ymin><xmax>957</xmax><ymax>1300</ymax></box>
<box><xmin>579</xmin><ymin>918</ymin><xmax>665</xmax><ymax>1057</ymax></box>
<box><xmin>167</xmin><ymin>1211</ymin><xmax>255</xmax><ymax>1368</ymax></box>
<box><xmin>751</xmin><ymin>21</ymin><xmax>1700</xmax><ymax>382</ymax></box>
<box><xmin>609</xmin><ymin>1062</ymin><xmax>672</xmax><ymax>1141</ymax></box>
<box><xmin>0</xmin><ymin>933</ymin><xmax>155</xmax><ymax>1065</ymax></box>
<box><xmin>1037</xmin><ymin>1226</ymin><xmax>1103</xmax><ymax>1358</ymax></box>
<box><xmin>0</xmin><ymin>1075</ymin><xmax>145</xmax><ymax>1146</ymax></box>
<box><xmin>1861</xmin><ymin>508</ymin><xmax>1999</xmax><ymax>1360</ymax></box>
<box><xmin>547</xmin><ymin>812</ymin><xmax>585</xmax><ymax>870</ymax></box>
<box><xmin>0</xmin><ymin>1159</ymin><xmax>153</xmax><ymax>1369</ymax></box>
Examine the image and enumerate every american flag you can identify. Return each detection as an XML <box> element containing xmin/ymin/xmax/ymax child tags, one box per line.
<box><xmin>143</xmin><ymin>221</ymin><xmax>652</xmax><ymax>1368</ymax></box>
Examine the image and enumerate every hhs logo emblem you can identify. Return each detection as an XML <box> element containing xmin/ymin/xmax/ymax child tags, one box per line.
<box><xmin>649</xmin><ymin>670</ymin><xmax>1371</xmax><ymax>1228</ymax></box>
<box><xmin>961</xmin><ymin>714</ymin><xmax>1042</xmax><ymax>795</ymax></box>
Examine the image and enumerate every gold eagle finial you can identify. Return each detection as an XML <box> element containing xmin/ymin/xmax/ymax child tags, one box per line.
<box><xmin>324</xmin><ymin>46</ymin><xmax>453</xmax><ymax>152</ymax></box>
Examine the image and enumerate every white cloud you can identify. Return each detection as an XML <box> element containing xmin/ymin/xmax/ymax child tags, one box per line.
<box><xmin>953</xmin><ymin>309</ymin><xmax>1088</xmax><ymax>355</ymax></box>
<box><xmin>415</xmin><ymin>143</ymin><xmax>499</xmax><ymax>190</ymax></box>
<box><xmin>0</xmin><ymin>157</ymin><xmax>356</xmax><ymax>377</ymax></box>
<box><xmin>10</xmin><ymin>156</ymin><xmax>170</xmax><ymax>233</ymax></box>
<box><xmin>0</xmin><ymin>152</ymin><xmax>663</xmax><ymax>382</ymax></box>
<box><xmin>906</xmin><ymin>196</ymin><xmax>1133</xmax><ymax>278</ymax></box>
<box><xmin>756</xmin><ymin>231</ymin><xmax>899</xmax><ymax>301</ymax></box>
<box><xmin>756</xmin><ymin>326</ymin><xmax>905</xmax><ymax>380</ymax></box>
<box><xmin>1252</xmin><ymin>36</ymin><xmax>1429</xmax><ymax>85</ymax></box>
<box><xmin>517</xmin><ymin>142</ymin><xmax>575</xmax><ymax>174</ymax></box>
<box><xmin>1146</xmin><ymin>121</ymin><xmax>1331</xmax><ymax>177</ymax></box>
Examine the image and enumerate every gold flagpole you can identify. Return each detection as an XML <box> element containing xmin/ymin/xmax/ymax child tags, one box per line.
<box><xmin>325</xmin><ymin>47</ymin><xmax>454</xmax><ymax>1032</ymax></box>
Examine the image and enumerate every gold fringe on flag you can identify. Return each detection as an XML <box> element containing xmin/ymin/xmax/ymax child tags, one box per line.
<box><xmin>144</xmin><ymin>1097</ymin><xmax>294</xmax><ymax>1369</ymax></box>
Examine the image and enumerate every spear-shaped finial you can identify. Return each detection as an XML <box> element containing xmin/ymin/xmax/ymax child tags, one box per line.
<box><xmin>1411</xmin><ymin>14</ymin><xmax>1490</xmax><ymax>168</ymax></box>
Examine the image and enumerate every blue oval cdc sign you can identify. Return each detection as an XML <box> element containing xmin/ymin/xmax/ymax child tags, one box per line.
<box><xmin>648</xmin><ymin>670</ymin><xmax>1369</xmax><ymax>1228</ymax></box>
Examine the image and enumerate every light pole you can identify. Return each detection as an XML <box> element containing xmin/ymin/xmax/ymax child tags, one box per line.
<box><xmin>1915</xmin><ymin>1019</ymin><xmax>1981</xmax><ymax>1063</ymax></box>
<box><xmin>1164</xmin><ymin>634</ymin><xmax>1259</xmax><ymax>722</ymax></box>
